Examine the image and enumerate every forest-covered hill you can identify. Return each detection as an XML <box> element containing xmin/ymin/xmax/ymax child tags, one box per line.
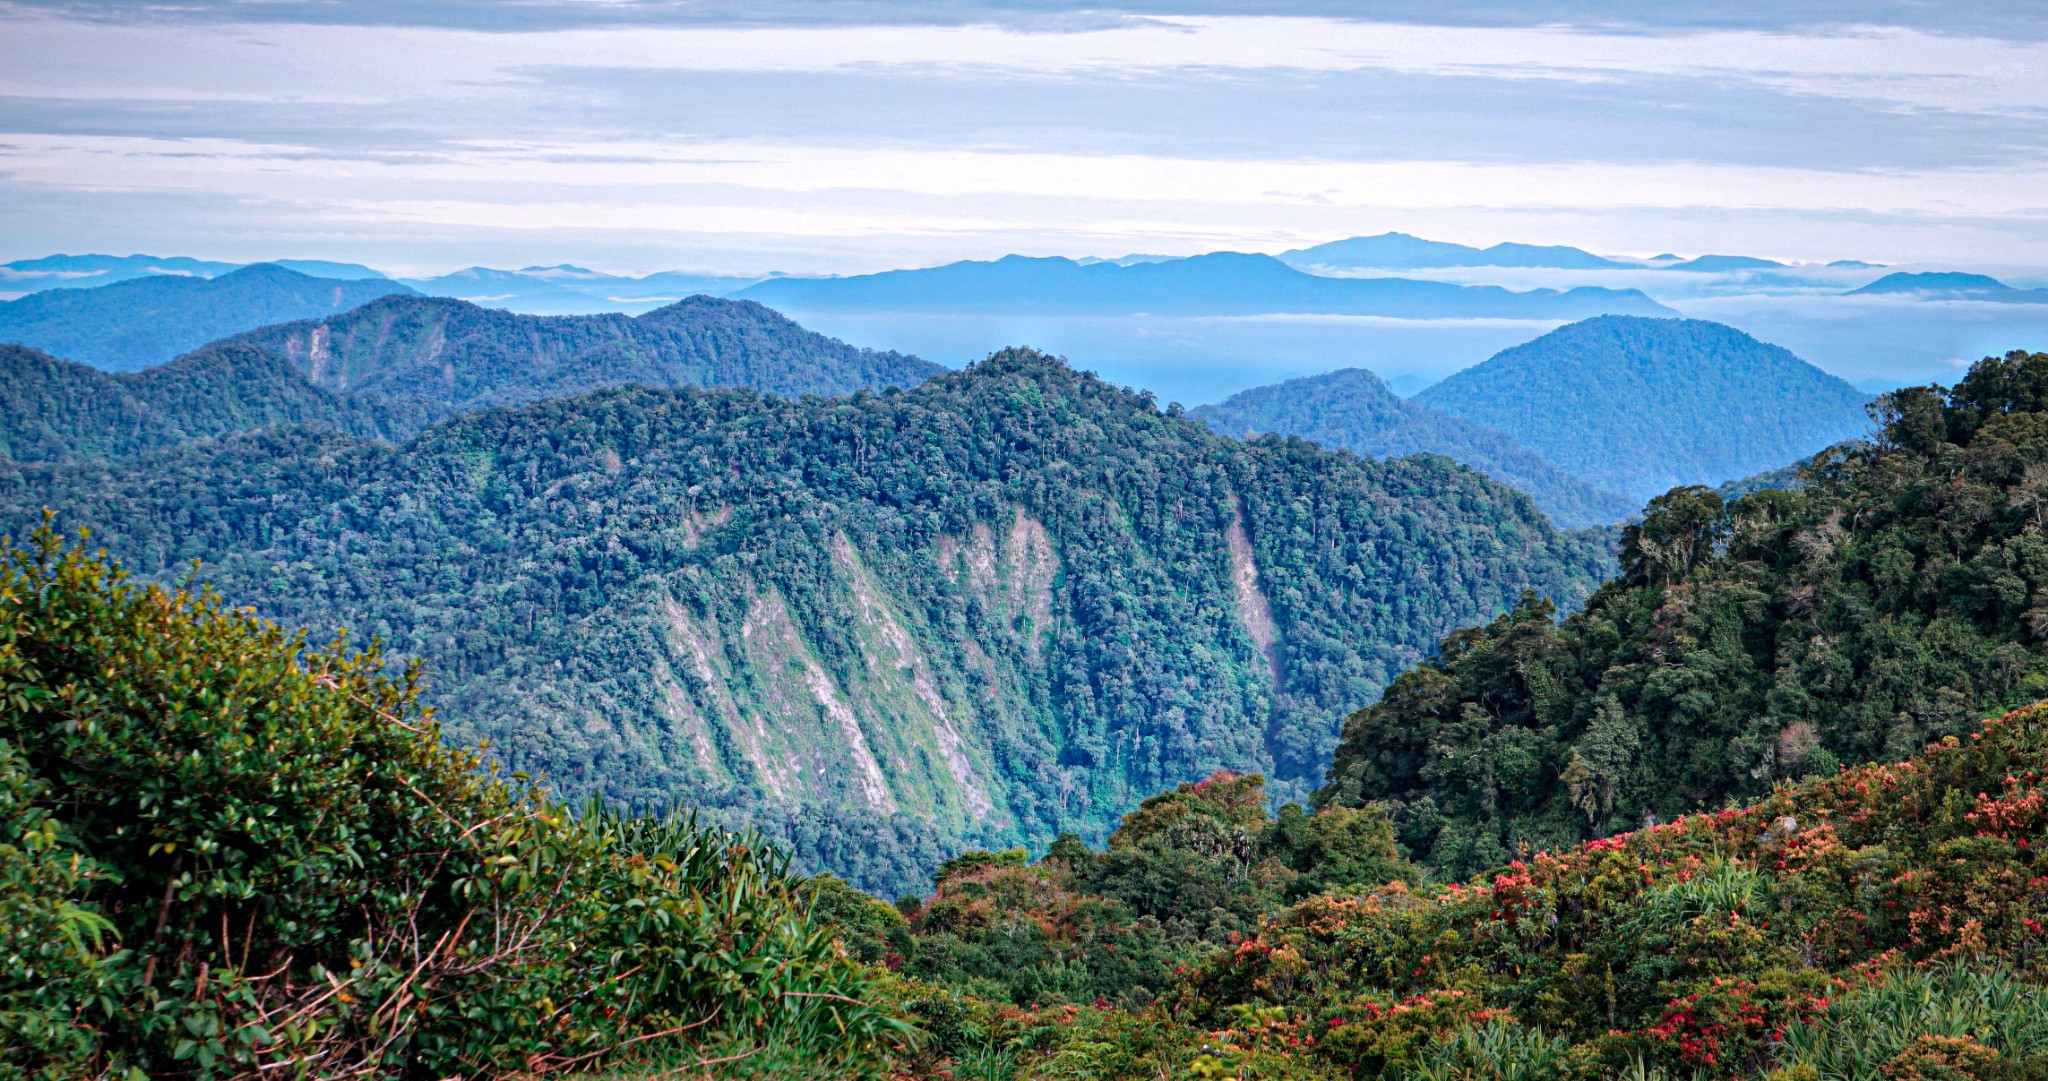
<box><xmin>0</xmin><ymin>294</ymin><xmax>943</xmax><ymax>461</ymax></box>
<box><xmin>229</xmin><ymin>293</ymin><xmax>943</xmax><ymax>432</ymax></box>
<box><xmin>1319</xmin><ymin>348</ymin><xmax>2048</xmax><ymax>878</ymax></box>
<box><xmin>1190</xmin><ymin>367</ymin><xmax>1637</xmax><ymax>527</ymax></box>
<box><xmin>0</xmin><ymin>342</ymin><xmax>396</xmax><ymax>461</ymax></box>
<box><xmin>0</xmin><ymin>348</ymin><xmax>1611</xmax><ymax>896</ymax></box>
<box><xmin>0</xmin><ymin>263</ymin><xmax>413</xmax><ymax>369</ymax></box>
<box><xmin>1414</xmin><ymin>316</ymin><xmax>1873</xmax><ymax>500</ymax></box>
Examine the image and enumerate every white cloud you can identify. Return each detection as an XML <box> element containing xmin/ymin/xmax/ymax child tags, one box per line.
<box><xmin>7</xmin><ymin>132</ymin><xmax>2043</xmax><ymax>220</ymax></box>
<box><xmin>2</xmin><ymin>14</ymin><xmax>2045</xmax><ymax>115</ymax></box>
<box><xmin>2</xmin><ymin>8</ymin><xmax>2047</xmax><ymax>273</ymax></box>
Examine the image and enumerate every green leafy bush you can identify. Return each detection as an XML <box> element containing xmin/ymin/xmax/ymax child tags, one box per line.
<box><xmin>1776</xmin><ymin>966</ymin><xmax>2048</xmax><ymax>1081</ymax></box>
<box><xmin>891</xmin><ymin>771</ymin><xmax>1415</xmax><ymax>1011</ymax></box>
<box><xmin>0</xmin><ymin>524</ymin><xmax>902</xmax><ymax>1079</ymax></box>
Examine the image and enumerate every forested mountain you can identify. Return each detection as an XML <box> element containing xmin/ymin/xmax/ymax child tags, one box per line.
<box><xmin>0</xmin><ymin>294</ymin><xmax>940</xmax><ymax>462</ymax></box>
<box><xmin>736</xmin><ymin>252</ymin><xmax>1675</xmax><ymax>318</ymax></box>
<box><xmin>1317</xmin><ymin>349</ymin><xmax>2048</xmax><ymax>878</ymax></box>
<box><xmin>230</xmin><ymin>293</ymin><xmax>943</xmax><ymax>432</ymax></box>
<box><xmin>0</xmin><ymin>263</ymin><xmax>413</xmax><ymax>370</ymax></box>
<box><xmin>1190</xmin><ymin>367</ymin><xmax>1636</xmax><ymax>527</ymax></box>
<box><xmin>1279</xmin><ymin>232</ymin><xmax>1630</xmax><ymax>271</ymax></box>
<box><xmin>0</xmin><ymin>348</ymin><xmax>1611</xmax><ymax>896</ymax></box>
<box><xmin>1414</xmin><ymin>315</ymin><xmax>1873</xmax><ymax>499</ymax></box>
<box><xmin>0</xmin><ymin>342</ymin><xmax>394</xmax><ymax>462</ymax></box>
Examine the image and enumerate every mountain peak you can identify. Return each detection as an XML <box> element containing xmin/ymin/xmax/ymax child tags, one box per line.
<box><xmin>1414</xmin><ymin>315</ymin><xmax>1870</xmax><ymax>499</ymax></box>
<box><xmin>1190</xmin><ymin>365</ymin><xmax>1635</xmax><ymax>527</ymax></box>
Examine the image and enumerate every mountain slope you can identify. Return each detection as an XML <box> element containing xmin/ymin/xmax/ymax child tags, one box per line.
<box><xmin>1413</xmin><ymin>315</ymin><xmax>1872</xmax><ymax>499</ymax></box>
<box><xmin>737</xmin><ymin>252</ymin><xmax>1674</xmax><ymax>319</ymax></box>
<box><xmin>1319</xmin><ymin>349</ymin><xmax>2048</xmax><ymax>877</ymax></box>
<box><xmin>0</xmin><ymin>264</ymin><xmax>413</xmax><ymax>370</ymax></box>
<box><xmin>1190</xmin><ymin>367</ymin><xmax>1636</xmax><ymax>527</ymax></box>
<box><xmin>0</xmin><ymin>342</ymin><xmax>393</xmax><ymax>462</ymax></box>
<box><xmin>1280</xmin><ymin>232</ymin><xmax>1630</xmax><ymax>270</ymax></box>
<box><xmin>1</xmin><ymin>349</ymin><xmax>1612</xmax><ymax>896</ymax></box>
<box><xmin>232</xmin><ymin>293</ymin><xmax>943</xmax><ymax>432</ymax></box>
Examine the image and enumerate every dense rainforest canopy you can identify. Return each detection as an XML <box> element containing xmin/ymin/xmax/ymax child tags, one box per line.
<box><xmin>0</xmin><ymin>263</ymin><xmax>411</xmax><ymax>370</ymax></box>
<box><xmin>1320</xmin><ymin>349</ymin><xmax>2048</xmax><ymax>878</ymax></box>
<box><xmin>1414</xmin><ymin>316</ymin><xmax>1873</xmax><ymax>501</ymax></box>
<box><xmin>1192</xmin><ymin>366</ymin><xmax>1635</xmax><ymax>527</ymax></box>
<box><xmin>0</xmin><ymin>348</ymin><xmax>1610</xmax><ymax>897</ymax></box>
<box><xmin>227</xmin><ymin>292</ymin><xmax>942</xmax><ymax>431</ymax></box>
<box><xmin>0</xmin><ymin>292</ymin><xmax>940</xmax><ymax>464</ymax></box>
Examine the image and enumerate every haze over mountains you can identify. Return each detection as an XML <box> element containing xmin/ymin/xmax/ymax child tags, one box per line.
<box><xmin>0</xmin><ymin>252</ymin><xmax>1897</xmax><ymax>532</ymax></box>
<box><xmin>7</xmin><ymin>233</ymin><xmax>2042</xmax><ymax>401</ymax></box>
<box><xmin>1848</xmin><ymin>272</ymin><xmax>2048</xmax><ymax>304</ymax></box>
<box><xmin>735</xmin><ymin>252</ymin><xmax>1673</xmax><ymax>319</ymax></box>
<box><xmin>1280</xmin><ymin>233</ymin><xmax>1634</xmax><ymax>271</ymax></box>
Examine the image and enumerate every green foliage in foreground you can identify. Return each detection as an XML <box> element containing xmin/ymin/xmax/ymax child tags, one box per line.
<box><xmin>862</xmin><ymin>699</ymin><xmax>2048</xmax><ymax>1080</ymax></box>
<box><xmin>0</xmin><ymin>526</ymin><xmax>901</xmax><ymax>1079</ymax></box>
<box><xmin>878</xmin><ymin>770</ymin><xmax>1415</xmax><ymax>1011</ymax></box>
<box><xmin>1321</xmin><ymin>350</ymin><xmax>2048</xmax><ymax>880</ymax></box>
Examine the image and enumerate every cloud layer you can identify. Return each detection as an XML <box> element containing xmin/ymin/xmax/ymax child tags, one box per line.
<box><xmin>1</xmin><ymin>3</ymin><xmax>2044</xmax><ymax>274</ymax></box>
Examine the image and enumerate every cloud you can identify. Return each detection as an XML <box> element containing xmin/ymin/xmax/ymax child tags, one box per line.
<box><xmin>2</xmin><ymin>6</ymin><xmax>2046</xmax><ymax>273</ymax></box>
<box><xmin>5</xmin><ymin>14</ymin><xmax>2046</xmax><ymax>115</ymax></box>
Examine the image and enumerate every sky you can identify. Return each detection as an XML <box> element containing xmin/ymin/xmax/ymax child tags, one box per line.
<box><xmin>3</xmin><ymin>1</ymin><xmax>2047</xmax><ymax>278</ymax></box>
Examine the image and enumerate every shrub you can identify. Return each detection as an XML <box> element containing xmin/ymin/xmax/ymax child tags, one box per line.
<box><xmin>0</xmin><ymin>524</ymin><xmax>904</xmax><ymax>1078</ymax></box>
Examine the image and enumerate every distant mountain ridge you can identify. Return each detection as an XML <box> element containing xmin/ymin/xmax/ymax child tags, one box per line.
<box><xmin>1413</xmin><ymin>315</ymin><xmax>1874</xmax><ymax>500</ymax></box>
<box><xmin>1190</xmin><ymin>368</ymin><xmax>1636</xmax><ymax>527</ymax></box>
<box><xmin>0</xmin><ymin>264</ymin><xmax>414</xmax><ymax>370</ymax></box>
<box><xmin>1279</xmin><ymin>232</ymin><xmax>1631</xmax><ymax>271</ymax></box>
<box><xmin>737</xmin><ymin>252</ymin><xmax>1675</xmax><ymax>319</ymax></box>
<box><xmin>394</xmin><ymin>266</ymin><xmax>766</xmax><ymax>316</ymax></box>
<box><xmin>1661</xmin><ymin>254</ymin><xmax>1788</xmax><ymax>272</ymax></box>
<box><xmin>1848</xmin><ymin>271</ymin><xmax>2048</xmax><ymax>303</ymax></box>
<box><xmin>0</xmin><ymin>253</ymin><xmax>767</xmax><ymax>317</ymax></box>
<box><xmin>0</xmin><ymin>253</ymin><xmax>388</xmax><ymax>292</ymax></box>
